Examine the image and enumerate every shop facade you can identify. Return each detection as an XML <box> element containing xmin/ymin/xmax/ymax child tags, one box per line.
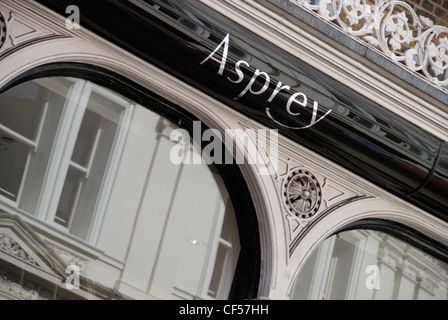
<box><xmin>0</xmin><ymin>0</ymin><xmax>447</xmax><ymax>300</ymax></box>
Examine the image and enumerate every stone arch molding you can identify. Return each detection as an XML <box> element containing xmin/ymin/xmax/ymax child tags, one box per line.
<box><xmin>0</xmin><ymin>0</ymin><xmax>285</xmax><ymax>299</ymax></box>
<box><xmin>267</xmin><ymin>196</ymin><xmax>448</xmax><ymax>299</ymax></box>
<box><xmin>0</xmin><ymin>2</ymin><xmax>71</xmax><ymax>60</ymax></box>
<box><xmin>1</xmin><ymin>0</ymin><xmax>448</xmax><ymax>301</ymax></box>
<box><xmin>265</xmin><ymin>129</ymin><xmax>448</xmax><ymax>299</ymax></box>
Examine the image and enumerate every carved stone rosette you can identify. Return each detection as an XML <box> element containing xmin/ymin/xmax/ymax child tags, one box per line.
<box><xmin>276</xmin><ymin>153</ymin><xmax>372</xmax><ymax>256</ymax></box>
<box><xmin>280</xmin><ymin>166</ymin><xmax>326</xmax><ymax>241</ymax></box>
<box><xmin>284</xmin><ymin>169</ymin><xmax>322</xmax><ymax>219</ymax></box>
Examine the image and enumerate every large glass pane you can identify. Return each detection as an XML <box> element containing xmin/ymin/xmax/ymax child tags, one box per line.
<box><xmin>0</xmin><ymin>77</ymin><xmax>241</xmax><ymax>301</ymax></box>
<box><xmin>0</xmin><ymin>78</ymin><xmax>69</xmax><ymax>206</ymax></box>
<box><xmin>291</xmin><ymin>229</ymin><xmax>448</xmax><ymax>300</ymax></box>
<box><xmin>0</xmin><ymin>81</ymin><xmax>45</xmax><ymax>140</ymax></box>
<box><xmin>98</xmin><ymin>114</ymin><xmax>240</xmax><ymax>300</ymax></box>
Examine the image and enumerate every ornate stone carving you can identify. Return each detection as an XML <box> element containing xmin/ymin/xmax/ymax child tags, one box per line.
<box><xmin>284</xmin><ymin>169</ymin><xmax>322</xmax><ymax>219</ymax></box>
<box><xmin>0</xmin><ymin>1</ymin><xmax>71</xmax><ymax>58</ymax></box>
<box><xmin>0</xmin><ymin>233</ymin><xmax>38</xmax><ymax>266</ymax></box>
<box><xmin>276</xmin><ymin>154</ymin><xmax>371</xmax><ymax>254</ymax></box>
<box><xmin>290</xmin><ymin>0</ymin><xmax>448</xmax><ymax>87</ymax></box>
<box><xmin>0</xmin><ymin>267</ymin><xmax>53</xmax><ymax>300</ymax></box>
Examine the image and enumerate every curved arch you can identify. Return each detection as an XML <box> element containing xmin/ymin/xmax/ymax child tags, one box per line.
<box><xmin>280</xmin><ymin>197</ymin><xmax>448</xmax><ymax>299</ymax></box>
<box><xmin>0</xmin><ymin>34</ymin><xmax>283</xmax><ymax>299</ymax></box>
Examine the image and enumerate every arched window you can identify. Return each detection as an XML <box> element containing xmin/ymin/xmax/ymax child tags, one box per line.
<box><xmin>291</xmin><ymin>222</ymin><xmax>448</xmax><ymax>300</ymax></box>
<box><xmin>0</xmin><ymin>76</ymin><xmax>248</xmax><ymax>300</ymax></box>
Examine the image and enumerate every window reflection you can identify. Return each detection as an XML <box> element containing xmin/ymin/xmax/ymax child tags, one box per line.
<box><xmin>0</xmin><ymin>77</ymin><xmax>240</xmax><ymax>300</ymax></box>
<box><xmin>291</xmin><ymin>229</ymin><xmax>448</xmax><ymax>300</ymax></box>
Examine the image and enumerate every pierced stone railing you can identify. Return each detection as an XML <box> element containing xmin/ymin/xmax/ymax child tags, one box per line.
<box><xmin>290</xmin><ymin>0</ymin><xmax>448</xmax><ymax>88</ymax></box>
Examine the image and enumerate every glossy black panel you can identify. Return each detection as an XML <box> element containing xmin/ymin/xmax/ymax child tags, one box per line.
<box><xmin>32</xmin><ymin>0</ymin><xmax>448</xmax><ymax>220</ymax></box>
<box><xmin>411</xmin><ymin>142</ymin><xmax>448</xmax><ymax>221</ymax></box>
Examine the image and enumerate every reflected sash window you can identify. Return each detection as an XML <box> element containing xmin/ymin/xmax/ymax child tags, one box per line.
<box><xmin>0</xmin><ymin>76</ymin><xmax>241</xmax><ymax>300</ymax></box>
<box><xmin>291</xmin><ymin>229</ymin><xmax>448</xmax><ymax>300</ymax></box>
<box><xmin>0</xmin><ymin>78</ymin><xmax>130</xmax><ymax>241</ymax></box>
<box><xmin>0</xmin><ymin>79</ymin><xmax>67</xmax><ymax>205</ymax></box>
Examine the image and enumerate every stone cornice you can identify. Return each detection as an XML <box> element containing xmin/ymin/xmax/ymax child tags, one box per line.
<box><xmin>286</xmin><ymin>0</ymin><xmax>448</xmax><ymax>88</ymax></box>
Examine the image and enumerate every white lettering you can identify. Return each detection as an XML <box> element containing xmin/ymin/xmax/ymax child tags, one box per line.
<box><xmin>169</xmin><ymin>122</ymin><xmax>278</xmax><ymax>175</ymax></box>
<box><xmin>200</xmin><ymin>33</ymin><xmax>230</xmax><ymax>76</ymax></box>
<box><xmin>286</xmin><ymin>92</ymin><xmax>307</xmax><ymax>116</ymax></box>
<box><xmin>227</xmin><ymin>60</ymin><xmax>250</xmax><ymax>83</ymax></box>
<box><xmin>309</xmin><ymin>100</ymin><xmax>332</xmax><ymax>127</ymax></box>
<box><xmin>179</xmin><ymin>304</ymin><xmax>214</xmax><ymax>317</ymax></box>
<box><xmin>169</xmin><ymin>129</ymin><xmax>190</xmax><ymax>165</ymax></box>
<box><xmin>235</xmin><ymin>69</ymin><xmax>270</xmax><ymax>100</ymax></box>
<box><xmin>200</xmin><ymin>33</ymin><xmax>332</xmax><ymax>130</ymax></box>
<box><xmin>232</xmin><ymin>128</ymin><xmax>257</xmax><ymax>165</ymax></box>
<box><xmin>268</xmin><ymin>81</ymin><xmax>290</xmax><ymax>102</ymax></box>
<box><xmin>65</xmin><ymin>5</ymin><xmax>80</xmax><ymax>30</ymax></box>
<box><xmin>65</xmin><ymin>265</ymin><xmax>80</xmax><ymax>290</ymax></box>
<box><xmin>365</xmin><ymin>265</ymin><xmax>381</xmax><ymax>290</ymax></box>
<box><xmin>202</xmin><ymin>128</ymin><xmax>223</xmax><ymax>164</ymax></box>
<box><xmin>228</xmin><ymin>60</ymin><xmax>249</xmax><ymax>84</ymax></box>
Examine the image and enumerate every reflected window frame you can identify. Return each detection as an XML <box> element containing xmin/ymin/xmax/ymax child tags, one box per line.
<box><xmin>291</xmin><ymin>218</ymin><xmax>448</xmax><ymax>300</ymax></box>
<box><xmin>0</xmin><ymin>62</ymin><xmax>261</xmax><ymax>300</ymax></box>
<box><xmin>0</xmin><ymin>77</ymin><xmax>134</xmax><ymax>242</ymax></box>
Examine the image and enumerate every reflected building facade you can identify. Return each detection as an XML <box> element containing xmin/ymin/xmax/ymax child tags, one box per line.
<box><xmin>0</xmin><ymin>0</ymin><xmax>447</xmax><ymax>300</ymax></box>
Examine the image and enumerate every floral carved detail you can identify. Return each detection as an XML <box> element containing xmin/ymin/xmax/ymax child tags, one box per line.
<box><xmin>290</xmin><ymin>0</ymin><xmax>448</xmax><ymax>86</ymax></box>
<box><xmin>0</xmin><ymin>268</ymin><xmax>53</xmax><ymax>300</ymax></box>
<box><xmin>0</xmin><ymin>233</ymin><xmax>38</xmax><ymax>266</ymax></box>
<box><xmin>284</xmin><ymin>169</ymin><xmax>322</xmax><ymax>218</ymax></box>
